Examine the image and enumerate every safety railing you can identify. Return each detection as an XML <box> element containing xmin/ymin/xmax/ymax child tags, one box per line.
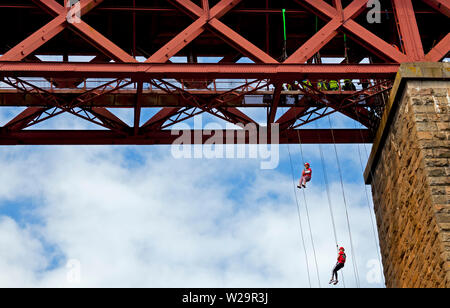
<box><xmin>0</xmin><ymin>77</ymin><xmax>389</xmax><ymax>94</ymax></box>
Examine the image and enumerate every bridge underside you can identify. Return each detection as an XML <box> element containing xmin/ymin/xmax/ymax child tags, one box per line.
<box><xmin>0</xmin><ymin>0</ymin><xmax>448</xmax><ymax>145</ymax></box>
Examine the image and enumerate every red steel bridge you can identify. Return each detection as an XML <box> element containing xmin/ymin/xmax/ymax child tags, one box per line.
<box><xmin>0</xmin><ymin>0</ymin><xmax>448</xmax><ymax>145</ymax></box>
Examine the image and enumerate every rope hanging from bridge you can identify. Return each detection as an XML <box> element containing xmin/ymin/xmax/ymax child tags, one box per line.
<box><xmin>344</xmin><ymin>34</ymin><xmax>349</xmax><ymax>64</ymax></box>
<box><xmin>282</xmin><ymin>84</ymin><xmax>321</xmax><ymax>287</ymax></box>
<box><xmin>354</xmin><ymin>109</ymin><xmax>385</xmax><ymax>285</ymax></box>
<box><xmin>295</xmin><ymin>130</ymin><xmax>322</xmax><ymax>288</ymax></box>
<box><xmin>282</xmin><ymin>9</ymin><xmax>288</xmax><ymax>61</ymax></box>
<box><xmin>281</xmin><ymin>10</ymin><xmax>318</xmax><ymax>288</ymax></box>
<box><xmin>327</xmin><ymin>115</ymin><xmax>361</xmax><ymax>288</ymax></box>
<box><xmin>286</xmin><ymin>142</ymin><xmax>313</xmax><ymax>288</ymax></box>
<box><xmin>282</xmin><ymin>8</ymin><xmax>361</xmax><ymax>288</ymax></box>
<box><xmin>282</xmin><ymin>85</ymin><xmax>321</xmax><ymax>287</ymax></box>
<box><xmin>314</xmin><ymin>121</ymin><xmax>347</xmax><ymax>288</ymax></box>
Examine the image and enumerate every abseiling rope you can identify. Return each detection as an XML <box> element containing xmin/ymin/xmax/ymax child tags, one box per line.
<box><xmin>315</xmin><ymin>122</ymin><xmax>347</xmax><ymax>288</ymax></box>
<box><xmin>279</xmin><ymin>11</ymin><xmax>313</xmax><ymax>288</ymax></box>
<box><xmin>286</xmin><ymin>143</ymin><xmax>312</xmax><ymax>288</ymax></box>
<box><xmin>295</xmin><ymin>130</ymin><xmax>322</xmax><ymax>288</ymax></box>
<box><xmin>353</xmin><ymin>117</ymin><xmax>385</xmax><ymax>285</ymax></box>
<box><xmin>283</xmin><ymin>100</ymin><xmax>320</xmax><ymax>288</ymax></box>
<box><xmin>327</xmin><ymin>116</ymin><xmax>361</xmax><ymax>288</ymax></box>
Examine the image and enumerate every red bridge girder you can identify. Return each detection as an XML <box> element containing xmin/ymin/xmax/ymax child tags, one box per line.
<box><xmin>0</xmin><ymin>129</ymin><xmax>372</xmax><ymax>145</ymax></box>
<box><xmin>0</xmin><ymin>0</ymin><xmax>448</xmax><ymax>145</ymax></box>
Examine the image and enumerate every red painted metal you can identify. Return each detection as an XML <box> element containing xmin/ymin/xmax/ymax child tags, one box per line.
<box><xmin>4</xmin><ymin>107</ymin><xmax>50</xmax><ymax>131</ymax></box>
<box><xmin>392</xmin><ymin>0</ymin><xmax>425</xmax><ymax>61</ymax></box>
<box><xmin>426</xmin><ymin>33</ymin><xmax>450</xmax><ymax>61</ymax></box>
<box><xmin>268</xmin><ymin>83</ymin><xmax>282</xmax><ymax>124</ymax></box>
<box><xmin>422</xmin><ymin>0</ymin><xmax>450</xmax><ymax>17</ymax></box>
<box><xmin>0</xmin><ymin>0</ymin><xmax>447</xmax><ymax>145</ymax></box>
<box><xmin>0</xmin><ymin>62</ymin><xmax>400</xmax><ymax>79</ymax></box>
<box><xmin>1</xmin><ymin>0</ymin><xmax>105</xmax><ymax>61</ymax></box>
<box><xmin>276</xmin><ymin>105</ymin><xmax>309</xmax><ymax>130</ymax></box>
<box><xmin>0</xmin><ymin>129</ymin><xmax>372</xmax><ymax>145</ymax></box>
<box><xmin>219</xmin><ymin>108</ymin><xmax>257</xmax><ymax>125</ymax></box>
<box><xmin>147</xmin><ymin>0</ymin><xmax>243</xmax><ymax>63</ymax></box>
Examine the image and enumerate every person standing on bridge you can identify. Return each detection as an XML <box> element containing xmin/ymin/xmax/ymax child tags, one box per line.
<box><xmin>330</xmin><ymin>247</ymin><xmax>346</xmax><ymax>285</ymax></box>
<box><xmin>297</xmin><ymin>163</ymin><xmax>312</xmax><ymax>189</ymax></box>
<box><xmin>342</xmin><ymin>79</ymin><xmax>356</xmax><ymax>91</ymax></box>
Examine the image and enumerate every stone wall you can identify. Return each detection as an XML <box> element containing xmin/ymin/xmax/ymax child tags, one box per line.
<box><xmin>367</xmin><ymin>77</ymin><xmax>449</xmax><ymax>288</ymax></box>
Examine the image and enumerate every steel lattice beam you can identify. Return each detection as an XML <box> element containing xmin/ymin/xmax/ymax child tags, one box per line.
<box><xmin>0</xmin><ymin>0</ymin><xmax>447</xmax><ymax>146</ymax></box>
<box><xmin>0</xmin><ymin>129</ymin><xmax>372</xmax><ymax>145</ymax></box>
<box><xmin>0</xmin><ymin>62</ymin><xmax>400</xmax><ymax>79</ymax></box>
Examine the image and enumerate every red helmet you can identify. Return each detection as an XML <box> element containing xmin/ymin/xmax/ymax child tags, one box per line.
<box><xmin>339</xmin><ymin>247</ymin><xmax>345</xmax><ymax>251</ymax></box>
<box><xmin>304</xmin><ymin>163</ymin><xmax>310</xmax><ymax>167</ymax></box>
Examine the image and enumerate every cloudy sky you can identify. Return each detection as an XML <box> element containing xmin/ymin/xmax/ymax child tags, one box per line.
<box><xmin>0</xmin><ymin>94</ymin><xmax>385</xmax><ymax>288</ymax></box>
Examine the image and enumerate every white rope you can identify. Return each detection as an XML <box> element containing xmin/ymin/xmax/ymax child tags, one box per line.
<box><xmin>286</xmin><ymin>143</ymin><xmax>313</xmax><ymax>288</ymax></box>
<box><xmin>315</xmin><ymin>122</ymin><xmax>347</xmax><ymax>288</ymax></box>
<box><xmin>353</xmin><ymin>119</ymin><xmax>385</xmax><ymax>285</ymax></box>
<box><xmin>281</xmin><ymin>93</ymin><xmax>321</xmax><ymax>288</ymax></box>
<box><xmin>327</xmin><ymin>115</ymin><xmax>361</xmax><ymax>288</ymax></box>
<box><xmin>295</xmin><ymin>130</ymin><xmax>322</xmax><ymax>288</ymax></box>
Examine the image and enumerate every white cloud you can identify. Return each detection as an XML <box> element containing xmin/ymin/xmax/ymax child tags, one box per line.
<box><xmin>0</xmin><ymin>217</ymin><xmax>48</xmax><ymax>287</ymax></box>
<box><xmin>0</xmin><ymin>145</ymin><xmax>384</xmax><ymax>288</ymax></box>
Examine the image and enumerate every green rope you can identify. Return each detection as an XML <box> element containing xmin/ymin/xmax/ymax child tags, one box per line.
<box><xmin>282</xmin><ymin>9</ymin><xmax>287</xmax><ymax>41</ymax></box>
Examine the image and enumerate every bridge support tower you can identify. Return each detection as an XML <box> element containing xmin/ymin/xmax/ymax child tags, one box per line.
<box><xmin>365</xmin><ymin>63</ymin><xmax>450</xmax><ymax>288</ymax></box>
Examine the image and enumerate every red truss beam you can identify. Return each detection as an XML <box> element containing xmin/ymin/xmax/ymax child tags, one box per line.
<box><xmin>0</xmin><ymin>0</ymin><xmax>447</xmax><ymax>147</ymax></box>
<box><xmin>292</xmin><ymin>0</ymin><xmax>437</xmax><ymax>63</ymax></box>
<box><xmin>426</xmin><ymin>33</ymin><xmax>450</xmax><ymax>61</ymax></box>
<box><xmin>218</xmin><ymin>107</ymin><xmax>258</xmax><ymax>125</ymax></box>
<box><xmin>149</xmin><ymin>0</ymin><xmax>277</xmax><ymax>64</ymax></box>
<box><xmin>2</xmin><ymin>0</ymin><xmax>136</xmax><ymax>63</ymax></box>
<box><xmin>392</xmin><ymin>0</ymin><xmax>425</xmax><ymax>61</ymax></box>
<box><xmin>276</xmin><ymin>99</ymin><xmax>310</xmax><ymax>130</ymax></box>
<box><xmin>287</xmin><ymin>0</ymin><xmax>369</xmax><ymax>63</ymax></box>
<box><xmin>0</xmin><ymin>62</ymin><xmax>400</xmax><ymax>79</ymax></box>
<box><xmin>268</xmin><ymin>83</ymin><xmax>282</xmax><ymax>125</ymax></box>
<box><xmin>423</xmin><ymin>0</ymin><xmax>450</xmax><ymax>17</ymax></box>
<box><xmin>4</xmin><ymin>107</ymin><xmax>50</xmax><ymax>131</ymax></box>
<box><xmin>0</xmin><ymin>129</ymin><xmax>372</xmax><ymax>145</ymax></box>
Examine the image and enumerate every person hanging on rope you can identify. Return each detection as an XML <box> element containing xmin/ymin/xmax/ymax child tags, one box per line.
<box><xmin>329</xmin><ymin>247</ymin><xmax>346</xmax><ymax>285</ymax></box>
<box><xmin>297</xmin><ymin>163</ymin><xmax>312</xmax><ymax>189</ymax></box>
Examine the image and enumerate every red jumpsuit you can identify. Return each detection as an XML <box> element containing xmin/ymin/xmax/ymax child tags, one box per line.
<box><xmin>331</xmin><ymin>251</ymin><xmax>346</xmax><ymax>282</ymax></box>
<box><xmin>299</xmin><ymin>168</ymin><xmax>312</xmax><ymax>187</ymax></box>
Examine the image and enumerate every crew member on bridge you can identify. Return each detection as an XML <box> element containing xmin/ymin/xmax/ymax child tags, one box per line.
<box><xmin>328</xmin><ymin>80</ymin><xmax>340</xmax><ymax>91</ymax></box>
<box><xmin>297</xmin><ymin>163</ymin><xmax>312</xmax><ymax>189</ymax></box>
<box><xmin>330</xmin><ymin>247</ymin><xmax>346</xmax><ymax>285</ymax></box>
<box><xmin>317</xmin><ymin>80</ymin><xmax>328</xmax><ymax>91</ymax></box>
<box><xmin>301</xmin><ymin>79</ymin><xmax>312</xmax><ymax>89</ymax></box>
<box><xmin>342</xmin><ymin>79</ymin><xmax>356</xmax><ymax>91</ymax></box>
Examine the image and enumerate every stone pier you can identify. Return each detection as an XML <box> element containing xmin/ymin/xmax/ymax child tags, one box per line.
<box><xmin>365</xmin><ymin>63</ymin><xmax>450</xmax><ymax>288</ymax></box>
